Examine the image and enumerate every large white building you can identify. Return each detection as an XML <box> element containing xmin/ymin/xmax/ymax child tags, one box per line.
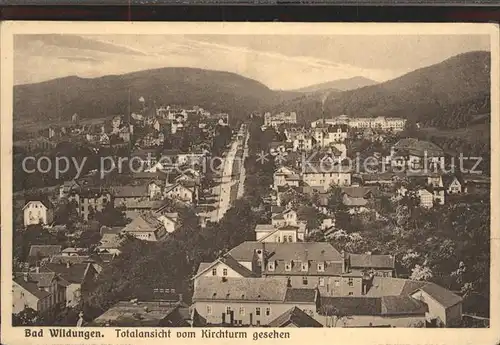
<box><xmin>264</xmin><ymin>112</ymin><xmax>297</xmax><ymax>128</ymax></box>
<box><xmin>312</xmin><ymin>116</ymin><xmax>406</xmax><ymax>132</ymax></box>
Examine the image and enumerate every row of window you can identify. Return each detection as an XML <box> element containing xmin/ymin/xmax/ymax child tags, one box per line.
<box><xmin>206</xmin><ymin>305</ymin><xmax>272</xmax><ymax>317</ymax></box>
<box><xmin>268</xmin><ymin>261</ymin><xmax>326</xmax><ymax>272</ymax></box>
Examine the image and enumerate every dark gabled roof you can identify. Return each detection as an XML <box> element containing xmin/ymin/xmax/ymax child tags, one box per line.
<box><xmin>341</xmin><ymin>186</ymin><xmax>379</xmax><ymax>198</ymax></box>
<box><xmin>219</xmin><ymin>255</ymin><xmax>258</xmax><ymax>278</ymax></box>
<box><xmin>23</xmin><ymin>197</ymin><xmax>54</xmax><ymax>210</ymax></box>
<box><xmin>381</xmin><ymin>296</ymin><xmax>428</xmax><ymax>315</ymax></box>
<box><xmin>320</xmin><ymin>297</ymin><xmax>381</xmax><ymax>316</ymax></box>
<box><xmin>28</xmin><ymin>245</ymin><xmax>62</xmax><ymax>258</ymax></box>
<box><xmin>41</xmin><ymin>263</ymin><xmax>91</xmax><ymax>284</ymax></box>
<box><xmin>284</xmin><ymin>288</ymin><xmax>317</xmax><ymax>303</ymax></box>
<box><xmin>268</xmin><ymin>307</ymin><xmax>323</xmax><ymax>328</ymax></box>
<box><xmin>112</xmin><ymin>185</ymin><xmax>148</xmax><ymax>198</ymax></box>
<box><xmin>192</xmin><ymin>277</ymin><xmax>288</xmax><ymax>302</ymax></box>
<box><xmin>416</xmin><ymin>282</ymin><xmax>463</xmax><ymax>308</ymax></box>
<box><xmin>348</xmin><ymin>253</ymin><xmax>395</xmax><ymax>269</ymax></box>
<box><xmin>13</xmin><ymin>273</ymin><xmax>52</xmax><ymax>299</ymax></box>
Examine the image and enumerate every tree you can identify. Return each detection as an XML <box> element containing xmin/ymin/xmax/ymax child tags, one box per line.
<box><xmin>12</xmin><ymin>308</ymin><xmax>42</xmax><ymax>326</ymax></box>
<box><xmin>95</xmin><ymin>203</ymin><xmax>129</xmax><ymax>227</ymax></box>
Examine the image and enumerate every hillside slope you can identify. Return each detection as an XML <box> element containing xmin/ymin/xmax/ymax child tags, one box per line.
<box><xmin>14</xmin><ymin>68</ymin><xmax>297</xmax><ymax>125</ymax></box>
<box><xmin>280</xmin><ymin>51</ymin><xmax>491</xmax><ymax>129</ymax></box>
<box><xmin>292</xmin><ymin>76</ymin><xmax>377</xmax><ymax>93</ymax></box>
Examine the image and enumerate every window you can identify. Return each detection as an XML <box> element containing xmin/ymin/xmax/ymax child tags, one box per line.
<box><xmin>319</xmin><ymin>277</ymin><xmax>325</xmax><ymax>287</ymax></box>
<box><xmin>256</xmin><ymin>320</ymin><xmax>261</xmax><ymax>326</ymax></box>
<box><xmin>211</xmin><ymin>268</ymin><xmax>217</xmax><ymax>276</ymax></box>
<box><xmin>288</xmin><ymin>236</ymin><xmax>293</xmax><ymax>242</ymax></box>
<box><xmin>348</xmin><ymin>292</ymin><xmax>354</xmax><ymax>296</ymax></box>
<box><xmin>301</xmin><ymin>262</ymin><xmax>308</xmax><ymax>271</ymax></box>
<box><xmin>268</xmin><ymin>262</ymin><xmax>275</xmax><ymax>271</ymax></box>
<box><xmin>335</xmin><ymin>280</ymin><xmax>340</xmax><ymax>287</ymax></box>
<box><xmin>226</xmin><ymin>306</ymin><xmax>231</xmax><ymax>314</ymax></box>
<box><xmin>223</xmin><ymin>268</ymin><xmax>228</xmax><ymax>276</ymax></box>
<box><xmin>239</xmin><ymin>307</ymin><xmax>245</xmax><ymax>316</ymax></box>
<box><xmin>302</xmin><ymin>277</ymin><xmax>308</xmax><ymax>285</ymax></box>
<box><xmin>317</xmin><ymin>262</ymin><xmax>325</xmax><ymax>272</ymax></box>
<box><xmin>206</xmin><ymin>305</ymin><xmax>212</xmax><ymax>315</ymax></box>
<box><xmin>255</xmin><ymin>307</ymin><xmax>261</xmax><ymax>316</ymax></box>
<box><xmin>283</xmin><ymin>236</ymin><xmax>288</xmax><ymax>243</ymax></box>
<box><xmin>266</xmin><ymin>307</ymin><xmax>271</xmax><ymax>316</ymax></box>
<box><xmin>348</xmin><ymin>278</ymin><xmax>354</xmax><ymax>287</ymax></box>
<box><xmin>285</xmin><ymin>263</ymin><xmax>291</xmax><ymax>271</ymax></box>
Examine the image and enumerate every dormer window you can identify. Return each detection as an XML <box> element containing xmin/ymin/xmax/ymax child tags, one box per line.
<box><xmin>301</xmin><ymin>261</ymin><xmax>309</xmax><ymax>272</ymax></box>
<box><xmin>285</xmin><ymin>262</ymin><xmax>292</xmax><ymax>271</ymax></box>
<box><xmin>268</xmin><ymin>261</ymin><xmax>275</xmax><ymax>271</ymax></box>
<box><xmin>317</xmin><ymin>262</ymin><xmax>325</xmax><ymax>272</ymax></box>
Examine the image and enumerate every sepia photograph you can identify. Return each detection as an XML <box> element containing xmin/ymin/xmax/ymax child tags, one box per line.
<box><xmin>1</xmin><ymin>22</ymin><xmax>499</xmax><ymax>344</ymax></box>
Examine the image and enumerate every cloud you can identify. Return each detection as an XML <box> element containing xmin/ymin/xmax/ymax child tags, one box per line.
<box><xmin>57</xmin><ymin>56</ymin><xmax>102</xmax><ymax>63</ymax></box>
<box><xmin>15</xmin><ymin>34</ymin><xmax>149</xmax><ymax>56</ymax></box>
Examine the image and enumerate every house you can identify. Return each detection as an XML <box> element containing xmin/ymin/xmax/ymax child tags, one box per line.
<box><xmin>221</xmin><ymin>241</ymin><xmax>365</xmax><ymax>298</ymax></box>
<box><xmin>313</xmin><ymin>125</ymin><xmax>348</xmax><ymax>146</ymax></box>
<box><xmin>443</xmin><ymin>175</ymin><xmax>467</xmax><ymax>194</ymax></box>
<box><xmin>365</xmin><ymin>277</ymin><xmax>463</xmax><ymax>327</ymax></box>
<box><xmin>59</xmin><ymin>180</ymin><xmax>81</xmax><ymax>199</ymax></box>
<box><xmin>301</xmin><ymin>163</ymin><xmax>351</xmax><ymax>189</ymax></box>
<box><xmin>273</xmin><ymin>166</ymin><xmax>301</xmax><ymax>190</ymax></box>
<box><xmin>91</xmin><ymin>299</ymin><xmax>189</xmax><ymax>327</ymax></box>
<box><xmin>312</xmin><ymin>116</ymin><xmax>406</xmax><ymax>132</ymax></box>
<box><xmin>12</xmin><ymin>272</ymin><xmax>66</xmax><ymax>314</ymax></box>
<box><xmin>256</xmin><ymin>224</ymin><xmax>308</xmax><ymax>243</ymax></box>
<box><xmin>148</xmin><ymin>180</ymin><xmax>165</xmax><ymax>200</ymax></box>
<box><xmin>192</xmin><ymin>277</ymin><xmax>319</xmax><ymax>326</ymax></box>
<box><xmin>417</xmin><ymin>188</ymin><xmax>445</xmax><ymax>208</ymax></box>
<box><xmin>23</xmin><ymin>198</ymin><xmax>54</xmax><ymax>227</ymax></box>
<box><xmin>316</xmin><ymin>295</ymin><xmax>427</xmax><ymax>327</ymax></box>
<box><xmin>40</xmin><ymin>262</ymin><xmax>98</xmax><ymax>307</ymax></box>
<box><xmin>347</xmin><ymin>253</ymin><xmax>395</xmax><ymax>279</ymax></box>
<box><xmin>340</xmin><ymin>186</ymin><xmax>379</xmax><ymax>213</ymax></box>
<box><xmin>112</xmin><ymin>185</ymin><xmax>150</xmax><ymax>208</ymax></box>
<box><xmin>271</xmin><ymin>208</ymin><xmax>298</xmax><ymax>228</ymax></box>
<box><xmin>78</xmin><ymin>188</ymin><xmax>112</xmax><ymax>221</ymax></box>
<box><xmin>268</xmin><ymin>306</ymin><xmax>323</xmax><ymax>327</ymax></box>
<box><xmin>49</xmin><ymin>254</ymin><xmax>105</xmax><ymax>275</ymax></box>
<box><xmin>156</xmin><ymin>212</ymin><xmax>180</xmax><ymax>234</ymax></box>
<box><xmin>27</xmin><ymin>245</ymin><xmax>62</xmax><ymax>266</ymax></box>
<box><xmin>264</xmin><ymin>112</ymin><xmax>297</xmax><ymax>128</ymax></box>
<box><xmin>164</xmin><ymin>182</ymin><xmax>198</xmax><ymax>204</ymax></box>
<box><xmin>387</xmin><ymin>138</ymin><xmax>445</xmax><ymax>171</ymax></box>
<box><xmin>96</xmin><ymin>233</ymin><xmax>125</xmax><ymax>255</ymax></box>
<box><xmin>410</xmin><ymin>282</ymin><xmax>463</xmax><ymax>327</ymax></box>
<box><xmin>192</xmin><ymin>254</ymin><xmax>258</xmax><ymax>290</ymax></box>
<box><xmin>120</xmin><ymin>212</ymin><xmax>168</xmax><ymax>242</ymax></box>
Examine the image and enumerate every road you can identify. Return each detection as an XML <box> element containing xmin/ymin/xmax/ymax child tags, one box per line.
<box><xmin>199</xmin><ymin>124</ymin><xmax>248</xmax><ymax>223</ymax></box>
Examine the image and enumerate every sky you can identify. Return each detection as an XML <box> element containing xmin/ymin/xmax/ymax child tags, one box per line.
<box><xmin>14</xmin><ymin>34</ymin><xmax>490</xmax><ymax>90</ymax></box>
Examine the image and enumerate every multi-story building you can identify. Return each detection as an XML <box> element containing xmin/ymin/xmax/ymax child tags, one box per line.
<box><xmin>23</xmin><ymin>198</ymin><xmax>54</xmax><ymax>227</ymax></box>
<box><xmin>264</xmin><ymin>112</ymin><xmax>297</xmax><ymax>128</ymax></box>
<box><xmin>12</xmin><ymin>272</ymin><xmax>66</xmax><ymax>314</ymax></box>
<box><xmin>41</xmin><ymin>262</ymin><xmax>98</xmax><ymax>307</ymax></box>
<box><xmin>192</xmin><ymin>277</ymin><xmax>319</xmax><ymax>326</ymax></box>
<box><xmin>312</xmin><ymin>116</ymin><xmax>406</xmax><ymax>132</ymax></box>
